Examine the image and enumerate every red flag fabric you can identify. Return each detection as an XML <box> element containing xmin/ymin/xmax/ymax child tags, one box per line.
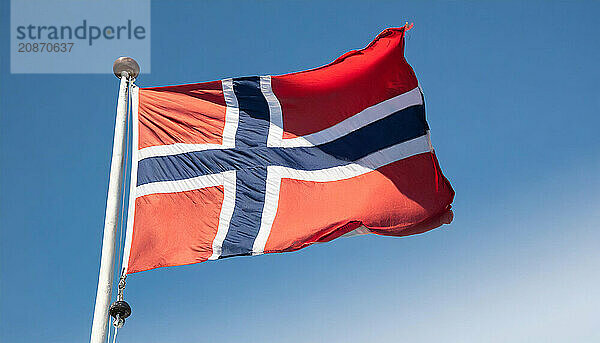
<box><xmin>122</xmin><ymin>27</ymin><xmax>454</xmax><ymax>274</ymax></box>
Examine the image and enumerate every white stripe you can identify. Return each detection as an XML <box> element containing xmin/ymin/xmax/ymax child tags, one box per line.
<box><xmin>221</xmin><ymin>78</ymin><xmax>239</xmax><ymax>148</ymax></box>
<box><xmin>209</xmin><ymin>170</ymin><xmax>237</xmax><ymax>260</ymax></box>
<box><xmin>260</xmin><ymin>75</ymin><xmax>284</xmax><ymax>147</ymax></box>
<box><xmin>122</xmin><ymin>85</ymin><xmax>140</xmax><ymax>275</ymax></box>
<box><xmin>135</xmin><ymin>173</ymin><xmax>224</xmax><ymax>198</ymax></box>
<box><xmin>138</xmin><ymin>143</ymin><xmax>224</xmax><ymax>160</ymax></box>
<box><xmin>252</xmin><ymin>167</ymin><xmax>283</xmax><ymax>255</ymax></box>
<box><xmin>354</xmin><ymin>131</ymin><xmax>432</xmax><ymax>170</ymax></box>
<box><xmin>277</xmin><ymin>87</ymin><xmax>423</xmax><ymax>148</ymax></box>
<box><xmin>251</xmin><ymin>133</ymin><xmax>432</xmax><ymax>255</ymax></box>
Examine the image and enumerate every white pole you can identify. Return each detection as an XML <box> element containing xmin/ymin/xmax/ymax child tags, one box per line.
<box><xmin>90</xmin><ymin>57</ymin><xmax>140</xmax><ymax>343</ymax></box>
<box><xmin>90</xmin><ymin>71</ymin><xmax>130</xmax><ymax>343</ymax></box>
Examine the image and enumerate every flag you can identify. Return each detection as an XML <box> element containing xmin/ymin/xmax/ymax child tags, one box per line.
<box><xmin>122</xmin><ymin>26</ymin><xmax>454</xmax><ymax>274</ymax></box>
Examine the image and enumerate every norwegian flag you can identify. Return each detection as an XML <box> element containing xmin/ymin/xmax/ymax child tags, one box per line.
<box><xmin>122</xmin><ymin>27</ymin><xmax>454</xmax><ymax>274</ymax></box>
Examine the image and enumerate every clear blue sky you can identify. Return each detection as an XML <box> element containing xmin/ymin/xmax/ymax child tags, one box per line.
<box><xmin>2</xmin><ymin>1</ymin><xmax>599</xmax><ymax>342</ymax></box>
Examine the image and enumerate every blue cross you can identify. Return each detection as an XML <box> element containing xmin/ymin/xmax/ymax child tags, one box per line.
<box><xmin>137</xmin><ymin>76</ymin><xmax>428</xmax><ymax>258</ymax></box>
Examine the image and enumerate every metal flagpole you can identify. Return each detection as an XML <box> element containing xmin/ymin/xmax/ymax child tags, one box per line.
<box><xmin>90</xmin><ymin>57</ymin><xmax>140</xmax><ymax>343</ymax></box>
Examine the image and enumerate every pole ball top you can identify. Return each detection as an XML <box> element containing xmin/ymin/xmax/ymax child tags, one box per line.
<box><xmin>113</xmin><ymin>57</ymin><xmax>140</xmax><ymax>79</ymax></box>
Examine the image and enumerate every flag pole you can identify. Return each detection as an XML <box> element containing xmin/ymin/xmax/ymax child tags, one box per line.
<box><xmin>90</xmin><ymin>57</ymin><xmax>139</xmax><ymax>343</ymax></box>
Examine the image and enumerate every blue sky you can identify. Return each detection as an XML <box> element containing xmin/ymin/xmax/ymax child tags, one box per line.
<box><xmin>1</xmin><ymin>1</ymin><xmax>599</xmax><ymax>342</ymax></box>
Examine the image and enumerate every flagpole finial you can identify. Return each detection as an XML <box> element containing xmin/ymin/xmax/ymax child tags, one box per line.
<box><xmin>113</xmin><ymin>57</ymin><xmax>140</xmax><ymax>79</ymax></box>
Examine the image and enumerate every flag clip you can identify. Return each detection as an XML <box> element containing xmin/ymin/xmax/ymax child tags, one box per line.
<box><xmin>109</xmin><ymin>271</ymin><xmax>131</xmax><ymax>328</ymax></box>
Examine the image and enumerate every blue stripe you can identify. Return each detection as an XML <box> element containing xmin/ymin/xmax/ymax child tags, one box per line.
<box><xmin>136</xmin><ymin>104</ymin><xmax>427</xmax><ymax>186</ymax></box>
<box><xmin>221</xmin><ymin>168</ymin><xmax>268</xmax><ymax>256</ymax></box>
<box><xmin>221</xmin><ymin>77</ymin><xmax>270</xmax><ymax>256</ymax></box>
<box><xmin>318</xmin><ymin>104</ymin><xmax>427</xmax><ymax>161</ymax></box>
<box><xmin>232</xmin><ymin>77</ymin><xmax>270</xmax><ymax>148</ymax></box>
